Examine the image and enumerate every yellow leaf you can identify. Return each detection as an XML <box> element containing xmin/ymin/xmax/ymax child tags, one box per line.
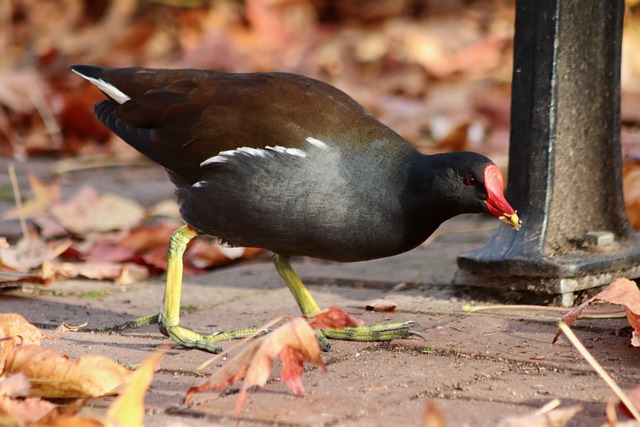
<box><xmin>0</xmin><ymin>313</ymin><xmax>47</xmax><ymax>373</ymax></box>
<box><xmin>105</xmin><ymin>347</ymin><xmax>167</xmax><ymax>427</ymax></box>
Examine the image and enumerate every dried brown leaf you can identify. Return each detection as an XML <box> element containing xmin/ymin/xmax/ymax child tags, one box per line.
<box><xmin>3</xmin><ymin>345</ymin><xmax>131</xmax><ymax>398</ymax></box>
<box><xmin>0</xmin><ymin>235</ymin><xmax>47</xmax><ymax>273</ymax></box>
<box><xmin>497</xmin><ymin>403</ymin><xmax>582</xmax><ymax>427</ymax></box>
<box><xmin>623</xmin><ymin>163</ymin><xmax>640</xmax><ymax>230</ymax></box>
<box><xmin>364</xmin><ymin>299</ymin><xmax>398</xmax><ymax>312</ymax></box>
<box><xmin>554</xmin><ymin>278</ymin><xmax>640</xmax><ymax>345</ymax></box>
<box><xmin>187</xmin><ymin>238</ymin><xmax>263</xmax><ymax>268</ymax></box>
<box><xmin>0</xmin><ymin>314</ymin><xmax>47</xmax><ymax>371</ymax></box>
<box><xmin>50</xmin><ymin>186</ymin><xmax>144</xmax><ymax>234</ymax></box>
<box><xmin>3</xmin><ymin>172</ymin><xmax>61</xmax><ymax>221</ymax></box>
<box><xmin>50</xmin><ymin>261</ymin><xmax>148</xmax><ymax>283</ymax></box>
<box><xmin>552</xmin><ymin>297</ymin><xmax>597</xmax><ymax>344</ymax></box>
<box><xmin>0</xmin><ymin>313</ymin><xmax>46</xmax><ymax>346</ymax></box>
<box><xmin>422</xmin><ymin>401</ymin><xmax>446</xmax><ymax>427</ymax></box>
<box><xmin>0</xmin><ymin>372</ymin><xmax>30</xmax><ymax>398</ymax></box>
<box><xmin>46</xmin><ymin>322</ymin><xmax>88</xmax><ymax>341</ymax></box>
<box><xmin>0</xmin><ymin>234</ymin><xmax>71</xmax><ymax>274</ymax></box>
<box><xmin>0</xmin><ymin>393</ymin><xmax>57</xmax><ymax>424</ymax></box>
<box><xmin>119</xmin><ymin>222</ymin><xmax>176</xmax><ymax>253</ymax></box>
<box><xmin>619</xmin><ymin>385</ymin><xmax>640</xmax><ymax>419</ymax></box>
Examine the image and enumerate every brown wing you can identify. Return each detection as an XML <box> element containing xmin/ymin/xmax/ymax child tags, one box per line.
<box><xmin>77</xmin><ymin>66</ymin><xmax>396</xmax><ymax>186</ymax></box>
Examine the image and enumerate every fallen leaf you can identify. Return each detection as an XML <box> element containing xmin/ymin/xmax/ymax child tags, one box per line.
<box><xmin>422</xmin><ymin>401</ymin><xmax>446</xmax><ymax>427</ymax></box>
<box><xmin>0</xmin><ymin>234</ymin><xmax>71</xmax><ymax>274</ymax></box>
<box><xmin>0</xmin><ymin>235</ymin><xmax>48</xmax><ymax>273</ymax></box>
<box><xmin>105</xmin><ymin>347</ymin><xmax>167</xmax><ymax>427</ymax></box>
<box><xmin>185</xmin><ymin>317</ymin><xmax>326</xmax><ymax>412</ymax></box>
<box><xmin>0</xmin><ymin>393</ymin><xmax>58</xmax><ymax>424</ymax></box>
<box><xmin>619</xmin><ymin>385</ymin><xmax>640</xmax><ymax>419</ymax></box>
<box><xmin>497</xmin><ymin>403</ymin><xmax>582</xmax><ymax>427</ymax></box>
<box><xmin>0</xmin><ymin>313</ymin><xmax>47</xmax><ymax>346</ymax></box>
<box><xmin>119</xmin><ymin>222</ymin><xmax>176</xmax><ymax>253</ymax></box>
<box><xmin>623</xmin><ymin>163</ymin><xmax>640</xmax><ymax>230</ymax></box>
<box><xmin>83</xmin><ymin>242</ymin><xmax>136</xmax><ymax>263</ymax></box>
<box><xmin>2</xmin><ymin>171</ymin><xmax>61</xmax><ymax>220</ymax></box>
<box><xmin>364</xmin><ymin>299</ymin><xmax>398</xmax><ymax>312</ymax></box>
<box><xmin>49</xmin><ymin>261</ymin><xmax>149</xmax><ymax>284</ymax></box>
<box><xmin>187</xmin><ymin>238</ymin><xmax>263</xmax><ymax>269</ymax></box>
<box><xmin>2</xmin><ymin>345</ymin><xmax>131</xmax><ymax>398</ymax></box>
<box><xmin>0</xmin><ymin>372</ymin><xmax>30</xmax><ymax>398</ymax></box>
<box><xmin>308</xmin><ymin>306</ymin><xmax>364</xmax><ymax>329</ymax></box>
<box><xmin>46</xmin><ymin>322</ymin><xmax>88</xmax><ymax>341</ymax></box>
<box><xmin>553</xmin><ymin>278</ymin><xmax>640</xmax><ymax>345</ymax></box>
<box><xmin>49</xmin><ymin>186</ymin><xmax>144</xmax><ymax>234</ymax></box>
<box><xmin>0</xmin><ymin>313</ymin><xmax>47</xmax><ymax>372</ymax></box>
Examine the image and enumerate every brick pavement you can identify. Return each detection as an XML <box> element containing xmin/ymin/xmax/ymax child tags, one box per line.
<box><xmin>1</xmin><ymin>161</ymin><xmax>639</xmax><ymax>426</ymax></box>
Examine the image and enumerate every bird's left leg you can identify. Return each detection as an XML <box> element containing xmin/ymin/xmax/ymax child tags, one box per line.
<box><xmin>272</xmin><ymin>254</ymin><xmax>414</xmax><ymax>350</ymax></box>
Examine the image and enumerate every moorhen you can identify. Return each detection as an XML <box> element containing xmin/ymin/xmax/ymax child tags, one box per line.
<box><xmin>71</xmin><ymin>65</ymin><xmax>521</xmax><ymax>353</ymax></box>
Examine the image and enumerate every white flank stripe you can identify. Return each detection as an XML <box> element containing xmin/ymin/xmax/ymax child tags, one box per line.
<box><xmin>71</xmin><ymin>70</ymin><xmax>130</xmax><ymax>104</ymax></box>
<box><xmin>201</xmin><ymin>145</ymin><xmax>308</xmax><ymax>167</ymax></box>
<box><xmin>306</xmin><ymin>137</ymin><xmax>328</xmax><ymax>149</ymax></box>
<box><xmin>269</xmin><ymin>146</ymin><xmax>307</xmax><ymax>157</ymax></box>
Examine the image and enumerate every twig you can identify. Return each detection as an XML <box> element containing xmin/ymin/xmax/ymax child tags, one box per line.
<box><xmin>8</xmin><ymin>163</ymin><xmax>29</xmax><ymax>240</ymax></box>
<box><xmin>532</xmin><ymin>398</ymin><xmax>561</xmax><ymax>415</ymax></box>
<box><xmin>24</xmin><ymin>81</ymin><xmax>64</xmax><ymax>149</ymax></box>
<box><xmin>464</xmin><ymin>303</ymin><xmax>626</xmax><ymax>318</ymax></box>
<box><xmin>196</xmin><ymin>315</ymin><xmax>290</xmax><ymax>372</ymax></box>
<box><xmin>558</xmin><ymin>322</ymin><xmax>640</xmax><ymax>421</ymax></box>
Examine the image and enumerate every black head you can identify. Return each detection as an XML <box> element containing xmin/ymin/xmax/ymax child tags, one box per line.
<box><xmin>423</xmin><ymin>152</ymin><xmax>520</xmax><ymax>228</ymax></box>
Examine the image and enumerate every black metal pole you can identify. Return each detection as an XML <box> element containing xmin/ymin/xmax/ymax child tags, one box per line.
<box><xmin>455</xmin><ymin>0</ymin><xmax>640</xmax><ymax>306</ymax></box>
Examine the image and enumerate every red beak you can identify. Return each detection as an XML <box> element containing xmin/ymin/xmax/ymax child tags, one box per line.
<box><xmin>483</xmin><ymin>164</ymin><xmax>521</xmax><ymax>230</ymax></box>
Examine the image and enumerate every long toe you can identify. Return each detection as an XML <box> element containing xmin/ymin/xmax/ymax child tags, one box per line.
<box><xmin>320</xmin><ymin>320</ymin><xmax>415</xmax><ymax>342</ymax></box>
<box><xmin>166</xmin><ymin>325</ymin><xmax>259</xmax><ymax>353</ymax></box>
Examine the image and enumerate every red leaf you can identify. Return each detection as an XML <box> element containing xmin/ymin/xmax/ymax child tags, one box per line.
<box><xmin>279</xmin><ymin>346</ymin><xmax>305</xmax><ymax>397</ymax></box>
<box><xmin>308</xmin><ymin>306</ymin><xmax>364</xmax><ymax>329</ymax></box>
<box><xmin>184</xmin><ymin>317</ymin><xmax>325</xmax><ymax>412</ymax></box>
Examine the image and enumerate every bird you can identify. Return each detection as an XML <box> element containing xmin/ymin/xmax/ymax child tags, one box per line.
<box><xmin>71</xmin><ymin>65</ymin><xmax>521</xmax><ymax>353</ymax></box>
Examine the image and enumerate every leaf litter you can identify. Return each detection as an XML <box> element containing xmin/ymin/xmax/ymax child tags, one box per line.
<box><xmin>0</xmin><ymin>165</ymin><xmax>264</xmax><ymax>288</ymax></box>
<box><xmin>1</xmin><ymin>1</ymin><xmax>640</xmax><ymax>424</ymax></box>
<box><xmin>185</xmin><ymin>307</ymin><xmax>363</xmax><ymax>412</ymax></box>
<box><xmin>0</xmin><ymin>314</ymin><xmax>166</xmax><ymax>426</ymax></box>
<box><xmin>553</xmin><ymin>278</ymin><xmax>640</xmax><ymax>346</ymax></box>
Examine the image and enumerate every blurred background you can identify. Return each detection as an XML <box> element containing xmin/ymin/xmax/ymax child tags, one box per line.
<box><xmin>1</xmin><ymin>0</ymin><xmax>640</xmax><ymax>281</ymax></box>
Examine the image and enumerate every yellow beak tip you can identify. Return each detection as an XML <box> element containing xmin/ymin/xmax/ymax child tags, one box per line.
<box><xmin>499</xmin><ymin>213</ymin><xmax>522</xmax><ymax>231</ymax></box>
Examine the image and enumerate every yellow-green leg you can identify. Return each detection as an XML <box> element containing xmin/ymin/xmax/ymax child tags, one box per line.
<box><xmin>116</xmin><ymin>225</ymin><xmax>255</xmax><ymax>353</ymax></box>
<box><xmin>112</xmin><ymin>227</ymin><xmax>413</xmax><ymax>353</ymax></box>
<box><xmin>157</xmin><ymin>225</ymin><xmax>257</xmax><ymax>352</ymax></box>
<box><xmin>272</xmin><ymin>254</ymin><xmax>413</xmax><ymax>349</ymax></box>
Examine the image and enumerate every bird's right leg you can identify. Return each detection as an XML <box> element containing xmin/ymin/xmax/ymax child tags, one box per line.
<box><xmin>272</xmin><ymin>254</ymin><xmax>414</xmax><ymax>351</ymax></box>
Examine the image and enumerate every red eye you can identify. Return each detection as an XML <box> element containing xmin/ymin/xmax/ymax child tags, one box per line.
<box><xmin>464</xmin><ymin>176</ymin><xmax>476</xmax><ymax>186</ymax></box>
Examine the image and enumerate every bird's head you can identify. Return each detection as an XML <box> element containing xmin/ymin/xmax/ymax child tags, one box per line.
<box><xmin>430</xmin><ymin>152</ymin><xmax>521</xmax><ymax>231</ymax></box>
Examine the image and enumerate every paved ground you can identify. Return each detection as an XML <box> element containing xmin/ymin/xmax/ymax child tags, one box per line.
<box><xmin>1</xmin><ymin>159</ymin><xmax>639</xmax><ymax>426</ymax></box>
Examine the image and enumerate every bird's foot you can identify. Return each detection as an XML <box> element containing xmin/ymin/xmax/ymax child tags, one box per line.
<box><xmin>103</xmin><ymin>313</ymin><xmax>258</xmax><ymax>353</ymax></box>
<box><xmin>318</xmin><ymin>320</ymin><xmax>418</xmax><ymax>350</ymax></box>
<box><xmin>161</xmin><ymin>324</ymin><xmax>259</xmax><ymax>353</ymax></box>
<box><xmin>101</xmin><ymin>313</ymin><xmax>160</xmax><ymax>332</ymax></box>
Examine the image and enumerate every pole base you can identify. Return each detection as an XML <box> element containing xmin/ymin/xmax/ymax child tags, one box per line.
<box><xmin>455</xmin><ymin>245</ymin><xmax>640</xmax><ymax>306</ymax></box>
